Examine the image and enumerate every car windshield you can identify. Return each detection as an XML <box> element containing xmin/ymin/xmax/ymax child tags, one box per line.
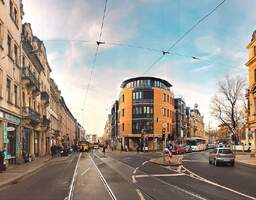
<box><xmin>218</xmin><ymin>149</ymin><xmax>232</xmax><ymax>154</ymax></box>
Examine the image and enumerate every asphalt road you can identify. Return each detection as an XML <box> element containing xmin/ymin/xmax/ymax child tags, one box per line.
<box><xmin>81</xmin><ymin>150</ymin><xmax>256</xmax><ymax>200</ymax></box>
<box><xmin>0</xmin><ymin>154</ymin><xmax>79</xmax><ymax>200</ymax></box>
<box><xmin>1</xmin><ymin>150</ymin><xmax>255</xmax><ymax>200</ymax></box>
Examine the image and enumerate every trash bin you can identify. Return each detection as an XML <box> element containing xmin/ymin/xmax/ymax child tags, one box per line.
<box><xmin>0</xmin><ymin>150</ymin><xmax>5</xmax><ymax>172</ymax></box>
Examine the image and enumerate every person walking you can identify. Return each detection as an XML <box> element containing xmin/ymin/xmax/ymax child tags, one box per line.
<box><xmin>102</xmin><ymin>145</ymin><xmax>106</xmax><ymax>157</ymax></box>
<box><xmin>0</xmin><ymin>149</ymin><xmax>5</xmax><ymax>173</ymax></box>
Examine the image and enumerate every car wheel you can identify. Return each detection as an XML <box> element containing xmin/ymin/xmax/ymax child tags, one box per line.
<box><xmin>230</xmin><ymin>161</ymin><xmax>235</xmax><ymax>167</ymax></box>
<box><xmin>214</xmin><ymin>159</ymin><xmax>218</xmax><ymax>166</ymax></box>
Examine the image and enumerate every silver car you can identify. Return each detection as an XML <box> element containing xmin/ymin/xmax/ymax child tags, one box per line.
<box><xmin>209</xmin><ymin>147</ymin><xmax>235</xmax><ymax>167</ymax></box>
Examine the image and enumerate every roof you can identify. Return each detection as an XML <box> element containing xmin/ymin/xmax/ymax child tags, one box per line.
<box><xmin>121</xmin><ymin>76</ymin><xmax>172</xmax><ymax>88</ymax></box>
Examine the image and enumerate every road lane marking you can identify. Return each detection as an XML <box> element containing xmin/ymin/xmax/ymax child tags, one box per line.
<box><xmin>132</xmin><ymin>175</ymin><xmax>137</xmax><ymax>183</ymax></box>
<box><xmin>142</xmin><ymin>161</ymin><xmax>148</xmax><ymax>166</ymax></box>
<box><xmin>133</xmin><ymin>167</ymin><xmax>139</xmax><ymax>174</ymax></box>
<box><xmin>89</xmin><ymin>154</ymin><xmax>117</xmax><ymax>200</ymax></box>
<box><xmin>183</xmin><ymin>159</ymin><xmax>207</xmax><ymax>162</ymax></box>
<box><xmin>81</xmin><ymin>167</ymin><xmax>91</xmax><ymax>176</ymax></box>
<box><xmin>67</xmin><ymin>153</ymin><xmax>81</xmax><ymax>200</ymax></box>
<box><xmin>182</xmin><ymin>166</ymin><xmax>256</xmax><ymax>200</ymax></box>
<box><xmin>136</xmin><ymin>189</ymin><xmax>145</xmax><ymax>200</ymax></box>
<box><xmin>135</xmin><ymin>173</ymin><xmax>185</xmax><ymax>178</ymax></box>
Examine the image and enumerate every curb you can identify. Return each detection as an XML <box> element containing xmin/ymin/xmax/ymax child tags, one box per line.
<box><xmin>236</xmin><ymin>160</ymin><xmax>256</xmax><ymax>168</ymax></box>
<box><xmin>0</xmin><ymin>156</ymin><xmax>65</xmax><ymax>189</ymax></box>
<box><xmin>0</xmin><ymin>160</ymin><xmax>49</xmax><ymax>189</ymax></box>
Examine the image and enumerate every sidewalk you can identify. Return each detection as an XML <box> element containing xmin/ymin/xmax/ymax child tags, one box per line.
<box><xmin>236</xmin><ymin>153</ymin><xmax>256</xmax><ymax>167</ymax></box>
<box><xmin>0</xmin><ymin>155</ymin><xmax>70</xmax><ymax>188</ymax></box>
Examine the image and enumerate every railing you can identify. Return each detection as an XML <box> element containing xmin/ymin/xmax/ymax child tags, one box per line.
<box><xmin>23</xmin><ymin>107</ymin><xmax>41</xmax><ymax>122</ymax></box>
<box><xmin>22</xmin><ymin>67</ymin><xmax>40</xmax><ymax>91</ymax></box>
<box><xmin>133</xmin><ymin>99</ymin><xmax>153</xmax><ymax>104</ymax></box>
<box><xmin>42</xmin><ymin>115</ymin><xmax>50</xmax><ymax>126</ymax></box>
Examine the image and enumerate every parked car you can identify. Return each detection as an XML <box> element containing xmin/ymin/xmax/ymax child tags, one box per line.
<box><xmin>184</xmin><ymin>145</ymin><xmax>192</xmax><ymax>153</ymax></box>
<box><xmin>60</xmin><ymin>147</ymin><xmax>72</xmax><ymax>157</ymax></box>
<box><xmin>209</xmin><ymin>147</ymin><xmax>235</xmax><ymax>167</ymax></box>
<box><xmin>206</xmin><ymin>143</ymin><xmax>215</xmax><ymax>149</ymax></box>
<box><xmin>171</xmin><ymin>145</ymin><xmax>185</xmax><ymax>154</ymax></box>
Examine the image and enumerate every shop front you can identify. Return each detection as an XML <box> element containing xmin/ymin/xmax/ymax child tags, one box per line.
<box><xmin>0</xmin><ymin>110</ymin><xmax>21</xmax><ymax>165</ymax></box>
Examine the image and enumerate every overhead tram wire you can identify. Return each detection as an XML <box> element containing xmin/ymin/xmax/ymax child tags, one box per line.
<box><xmin>142</xmin><ymin>0</ymin><xmax>227</xmax><ymax>75</ymax></box>
<box><xmin>82</xmin><ymin>0</ymin><xmax>108</xmax><ymax>109</ymax></box>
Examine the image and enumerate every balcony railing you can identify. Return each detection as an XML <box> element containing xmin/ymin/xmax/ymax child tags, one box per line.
<box><xmin>23</xmin><ymin>107</ymin><xmax>41</xmax><ymax>123</ymax></box>
<box><xmin>22</xmin><ymin>67</ymin><xmax>40</xmax><ymax>92</ymax></box>
<box><xmin>41</xmin><ymin>91</ymin><xmax>50</xmax><ymax>105</ymax></box>
<box><xmin>133</xmin><ymin>99</ymin><xmax>153</xmax><ymax>104</ymax></box>
<box><xmin>42</xmin><ymin>115</ymin><xmax>50</xmax><ymax>127</ymax></box>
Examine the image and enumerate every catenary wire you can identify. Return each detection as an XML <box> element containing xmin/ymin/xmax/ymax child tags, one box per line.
<box><xmin>142</xmin><ymin>0</ymin><xmax>227</xmax><ymax>75</ymax></box>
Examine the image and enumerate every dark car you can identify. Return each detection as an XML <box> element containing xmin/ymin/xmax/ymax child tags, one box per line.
<box><xmin>60</xmin><ymin>147</ymin><xmax>72</xmax><ymax>157</ymax></box>
<box><xmin>209</xmin><ymin>147</ymin><xmax>235</xmax><ymax>167</ymax></box>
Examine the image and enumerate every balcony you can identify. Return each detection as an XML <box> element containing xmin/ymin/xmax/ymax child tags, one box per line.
<box><xmin>42</xmin><ymin>115</ymin><xmax>50</xmax><ymax>128</ymax></box>
<box><xmin>41</xmin><ymin>91</ymin><xmax>50</xmax><ymax>106</ymax></box>
<box><xmin>22</xmin><ymin>67</ymin><xmax>40</xmax><ymax>96</ymax></box>
<box><xmin>133</xmin><ymin>99</ymin><xmax>153</xmax><ymax>104</ymax></box>
<box><xmin>23</xmin><ymin>107</ymin><xmax>41</xmax><ymax>126</ymax></box>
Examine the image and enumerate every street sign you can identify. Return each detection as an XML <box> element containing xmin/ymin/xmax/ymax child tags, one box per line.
<box><xmin>7</xmin><ymin>127</ymin><xmax>15</xmax><ymax>132</ymax></box>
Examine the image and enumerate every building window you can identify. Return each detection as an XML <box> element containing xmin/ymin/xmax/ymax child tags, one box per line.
<box><xmin>163</xmin><ymin>108</ymin><xmax>166</xmax><ymax>116</ymax></box>
<box><xmin>7</xmin><ymin>35</ymin><xmax>12</xmax><ymax>58</ymax></box>
<box><xmin>254</xmin><ymin>46</ymin><xmax>256</xmax><ymax>57</ymax></box>
<box><xmin>254</xmin><ymin>69</ymin><xmax>256</xmax><ymax>83</ymax></box>
<box><xmin>0</xmin><ymin>69</ymin><xmax>2</xmax><ymax>98</ymax></box>
<box><xmin>10</xmin><ymin>1</ymin><xmax>13</xmax><ymax>18</ymax></box>
<box><xmin>122</xmin><ymin>94</ymin><xmax>124</xmax><ymax>102</ymax></box>
<box><xmin>14</xmin><ymin>84</ymin><xmax>18</xmax><ymax>106</ymax></box>
<box><xmin>14</xmin><ymin>44</ymin><xmax>18</xmax><ymax>64</ymax></box>
<box><xmin>22</xmin><ymin>56</ymin><xmax>25</xmax><ymax>68</ymax></box>
<box><xmin>0</xmin><ymin>21</ymin><xmax>3</xmax><ymax>48</ymax></box>
<box><xmin>167</xmin><ymin>109</ymin><xmax>170</xmax><ymax>117</ymax></box>
<box><xmin>6</xmin><ymin>78</ymin><xmax>11</xmax><ymax>102</ymax></box>
<box><xmin>22</xmin><ymin>91</ymin><xmax>25</xmax><ymax>107</ymax></box>
<box><xmin>122</xmin><ymin>109</ymin><xmax>124</xmax><ymax>117</ymax></box>
<box><xmin>122</xmin><ymin>123</ymin><xmax>124</xmax><ymax>131</ymax></box>
<box><xmin>163</xmin><ymin>93</ymin><xmax>166</xmax><ymax>102</ymax></box>
<box><xmin>167</xmin><ymin>95</ymin><xmax>169</xmax><ymax>103</ymax></box>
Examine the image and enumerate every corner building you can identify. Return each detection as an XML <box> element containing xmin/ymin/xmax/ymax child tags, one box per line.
<box><xmin>118</xmin><ymin>77</ymin><xmax>175</xmax><ymax>151</ymax></box>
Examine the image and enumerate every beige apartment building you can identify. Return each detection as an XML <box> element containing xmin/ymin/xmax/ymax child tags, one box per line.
<box><xmin>20</xmin><ymin>23</ymin><xmax>51</xmax><ymax>158</ymax></box>
<box><xmin>0</xmin><ymin>0</ymin><xmax>23</xmax><ymax>163</ymax></box>
<box><xmin>189</xmin><ymin>105</ymin><xmax>206</xmax><ymax>139</ymax></box>
<box><xmin>0</xmin><ymin>0</ymin><xmax>84</xmax><ymax>166</ymax></box>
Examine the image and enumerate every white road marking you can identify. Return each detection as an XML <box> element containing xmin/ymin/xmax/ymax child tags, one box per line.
<box><xmin>183</xmin><ymin>159</ymin><xmax>207</xmax><ymax>162</ymax></box>
<box><xmin>67</xmin><ymin>153</ymin><xmax>81</xmax><ymax>200</ymax></box>
<box><xmin>135</xmin><ymin>173</ymin><xmax>185</xmax><ymax>178</ymax></box>
<box><xmin>182</xmin><ymin>166</ymin><xmax>256</xmax><ymax>200</ymax></box>
<box><xmin>133</xmin><ymin>167</ymin><xmax>139</xmax><ymax>174</ymax></box>
<box><xmin>142</xmin><ymin>161</ymin><xmax>148</xmax><ymax>166</ymax></box>
<box><xmin>136</xmin><ymin>189</ymin><xmax>145</xmax><ymax>200</ymax></box>
<box><xmin>89</xmin><ymin>154</ymin><xmax>117</xmax><ymax>200</ymax></box>
<box><xmin>81</xmin><ymin>167</ymin><xmax>91</xmax><ymax>176</ymax></box>
<box><xmin>132</xmin><ymin>175</ymin><xmax>137</xmax><ymax>183</ymax></box>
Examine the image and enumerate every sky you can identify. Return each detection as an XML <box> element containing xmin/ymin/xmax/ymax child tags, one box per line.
<box><xmin>22</xmin><ymin>0</ymin><xmax>255</xmax><ymax>135</ymax></box>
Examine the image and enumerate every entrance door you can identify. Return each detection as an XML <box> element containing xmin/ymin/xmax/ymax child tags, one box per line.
<box><xmin>34</xmin><ymin>132</ymin><xmax>39</xmax><ymax>157</ymax></box>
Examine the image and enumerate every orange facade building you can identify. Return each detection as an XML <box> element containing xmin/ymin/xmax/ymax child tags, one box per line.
<box><xmin>118</xmin><ymin>77</ymin><xmax>175</xmax><ymax>151</ymax></box>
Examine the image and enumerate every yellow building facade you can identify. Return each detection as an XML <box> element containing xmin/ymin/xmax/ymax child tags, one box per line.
<box><xmin>118</xmin><ymin>77</ymin><xmax>175</xmax><ymax>151</ymax></box>
<box><xmin>246</xmin><ymin>30</ymin><xmax>256</xmax><ymax>150</ymax></box>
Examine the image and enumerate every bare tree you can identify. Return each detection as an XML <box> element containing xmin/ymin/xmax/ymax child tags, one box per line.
<box><xmin>210</xmin><ymin>76</ymin><xmax>246</xmax><ymax>136</ymax></box>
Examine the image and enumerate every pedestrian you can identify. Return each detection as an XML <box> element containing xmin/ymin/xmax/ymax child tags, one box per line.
<box><xmin>50</xmin><ymin>145</ymin><xmax>55</xmax><ymax>158</ymax></box>
<box><xmin>0</xmin><ymin>149</ymin><xmax>5</xmax><ymax>173</ymax></box>
<box><xmin>102</xmin><ymin>145</ymin><xmax>106</xmax><ymax>157</ymax></box>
